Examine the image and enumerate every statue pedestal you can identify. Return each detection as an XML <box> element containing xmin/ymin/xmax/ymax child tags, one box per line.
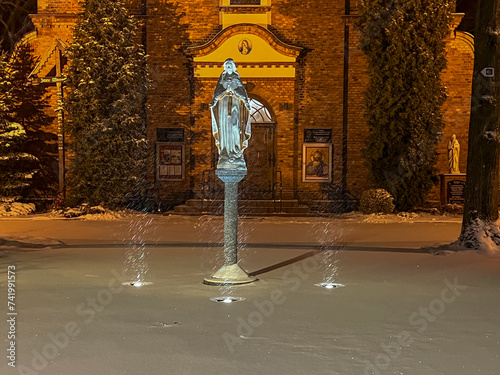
<box><xmin>203</xmin><ymin>169</ymin><xmax>257</xmax><ymax>285</ymax></box>
<box><xmin>440</xmin><ymin>173</ymin><xmax>466</xmax><ymax>207</ymax></box>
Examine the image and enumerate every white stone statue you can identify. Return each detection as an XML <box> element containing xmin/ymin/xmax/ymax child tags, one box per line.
<box><xmin>448</xmin><ymin>134</ymin><xmax>460</xmax><ymax>174</ymax></box>
<box><xmin>210</xmin><ymin>58</ymin><xmax>251</xmax><ymax>170</ymax></box>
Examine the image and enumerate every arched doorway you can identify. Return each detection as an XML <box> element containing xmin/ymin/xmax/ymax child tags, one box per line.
<box><xmin>241</xmin><ymin>97</ymin><xmax>276</xmax><ymax>199</ymax></box>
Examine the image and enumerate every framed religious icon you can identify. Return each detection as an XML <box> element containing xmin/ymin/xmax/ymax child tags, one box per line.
<box><xmin>302</xmin><ymin>143</ymin><xmax>332</xmax><ymax>182</ymax></box>
<box><xmin>157</xmin><ymin>143</ymin><xmax>185</xmax><ymax>181</ymax></box>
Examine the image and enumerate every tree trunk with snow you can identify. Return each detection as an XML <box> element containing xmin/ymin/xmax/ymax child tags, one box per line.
<box><xmin>458</xmin><ymin>0</ymin><xmax>500</xmax><ymax>251</ymax></box>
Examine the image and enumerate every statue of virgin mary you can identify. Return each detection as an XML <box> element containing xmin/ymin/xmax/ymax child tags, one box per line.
<box><xmin>210</xmin><ymin>58</ymin><xmax>251</xmax><ymax>170</ymax></box>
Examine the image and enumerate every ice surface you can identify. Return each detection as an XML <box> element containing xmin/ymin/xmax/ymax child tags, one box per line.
<box><xmin>0</xmin><ymin>215</ymin><xmax>499</xmax><ymax>375</ymax></box>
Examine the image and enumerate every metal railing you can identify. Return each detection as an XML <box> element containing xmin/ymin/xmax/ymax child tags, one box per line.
<box><xmin>273</xmin><ymin>170</ymin><xmax>283</xmax><ymax>213</ymax></box>
<box><xmin>201</xmin><ymin>169</ymin><xmax>212</xmax><ymax>213</ymax></box>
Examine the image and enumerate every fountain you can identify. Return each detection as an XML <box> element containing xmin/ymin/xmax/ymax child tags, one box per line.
<box><xmin>313</xmin><ymin>220</ymin><xmax>345</xmax><ymax>290</ymax></box>
<box><xmin>123</xmin><ymin>213</ymin><xmax>153</xmax><ymax>287</ymax></box>
<box><xmin>203</xmin><ymin>58</ymin><xmax>257</xmax><ymax>286</ymax></box>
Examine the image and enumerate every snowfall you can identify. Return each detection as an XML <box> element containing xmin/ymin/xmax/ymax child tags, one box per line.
<box><xmin>0</xmin><ymin>210</ymin><xmax>499</xmax><ymax>375</ymax></box>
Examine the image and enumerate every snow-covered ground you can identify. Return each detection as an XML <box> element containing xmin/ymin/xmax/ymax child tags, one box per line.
<box><xmin>0</xmin><ymin>215</ymin><xmax>499</xmax><ymax>375</ymax></box>
<box><xmin>0</xmin><ymin>202</ymin><xmax>36</xmax><ymax>217</ymax></box>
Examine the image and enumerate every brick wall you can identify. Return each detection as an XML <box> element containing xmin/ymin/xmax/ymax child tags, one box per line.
<box><xmin>345</xmin><ymin>26</ymin><xmax>475</xmax><ymax>203</ymax></box>
<box><xmin>346</xmin><ymin>25</ymin><xmax>373</xmax><ymax>198</ymax></box>
<box><xmin>37</xmin><ymin>0</ymin><xmax>81</xmax><ymax>14</ymax></box>
<box><xmin>272</xmin><ymin>0</ymin><xmax>346</xmax><ymax>201</ymax></box>
<box><xmin>145</xmin><ymin>1</ymin><xmax>192</xmax><ymax>202</ymax></box>
<box><xmin>37</xmin><ymin>0</ymin><xmax>143</xmax><ymax>15</ymax></box>
<box><xmin>25</xmin><ymin>0</ymin><xmax>475</xmax><ymax>208</ymax></box>
<box><xmin>430</xmin><ymin>31</ymin><xmax>474</xmax><ymax>201</ymax></box>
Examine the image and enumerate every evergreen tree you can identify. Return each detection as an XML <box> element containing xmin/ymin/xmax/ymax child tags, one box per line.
<box><xmin>0</xmin><ymin>52</ymin><xmax>38</xmax><ymax>198</ymax></box>
<box><xmin>10</xmin><ymin>44</ymin><xmax>57</xmax><ymax>196</ymax></box>
<box><xmin>64</xmin><ymin>0</ymin><xmax>148</xmax><ymax>208</ymax></box>
<box><xmin>358</xmin><ymin>0</ymin><xmax>453</xmax><ymax>210</ymax></box>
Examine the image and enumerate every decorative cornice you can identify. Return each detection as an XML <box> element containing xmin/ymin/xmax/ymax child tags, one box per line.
<box><xmin>195</xmin><ymin>62</ymin><xmax>297</xmax><ymax>68</ymax></box>
<box><xmin>30</xmin><ymin>13</ymin><xmax>77</xmax><ymax>19</ymax></box>
<box><xmin>196</xmin><ymin>61</ymin><xmax>297</xmax><ymax>68</ymax></box>
<box><xmin>196</xmin><ymin>77</ymin><xmax>295</xmax><ymax>82</ymax></box>
<box><xmin>186</xmin><ymin>23</ymin><xmax>302</xmax><ymax>58</ymax></box>
<box><xmin>450</xmin><ymin>13</ymin><xmax>465</xmax><ymax>31</ymax></box>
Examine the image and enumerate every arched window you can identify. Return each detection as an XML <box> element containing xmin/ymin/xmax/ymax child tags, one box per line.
<box><xmin>249</xmin><ymin>98</ymin><xmax>273</xmax><ymax>123</ymax></box>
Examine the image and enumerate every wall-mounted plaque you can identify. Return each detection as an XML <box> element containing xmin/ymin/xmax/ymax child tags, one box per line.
<box><xmin>157</xmin><ymin>128</ymin><xmax>185</xmax><ymax>143</ymax></box>
<box><xmin>447</xmin><ymin>180</ymin><xmax>465</xmax><ymax>204</ymax></box>
<box><xmin>440</xmin><ymin>174</ymin><xmax>466</xmax><ymax>207</ymax></box>
<box><xmin>157</xmin><ymin>144</ymin><xmax>184</xmax><ymax>181</ymax></box>
<box><xmin>304</xmin><ymin>129</ymin><xmax>332</xmax><ymax>143</ymax></box>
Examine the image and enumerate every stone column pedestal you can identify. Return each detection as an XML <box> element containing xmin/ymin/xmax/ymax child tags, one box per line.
<box><xmin>203</xmin><ymin>169</ymin><xmax>257</xmax><ymax>285</ymax></box>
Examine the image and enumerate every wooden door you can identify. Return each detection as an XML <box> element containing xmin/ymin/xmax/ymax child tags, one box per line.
<box><xmin>241</xmin><ymin>123</ymin><xmax>275</xmax><ymax>199</ymax></box>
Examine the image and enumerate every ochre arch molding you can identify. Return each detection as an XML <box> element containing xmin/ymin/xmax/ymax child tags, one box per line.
<box><xmin>247</xmin><ymin>85</ymin><xmax>281</xmax><ymax>116</ymax></box>
<box><xmin>247</xmin><ymin>93</ymin><xmax>277</xmax><ymax>123</ymax></box>
<box><xmin>13</xmin><ymin>31</ymin><xmax>38</xmax><ymax>49</ymax></box>
<box><xmin>455</xmin><ymin>31</ymin><xmax>474</xmax><ymax>53</ymax></box>
<box><xmin>186</xmin><ymin>23</ymin><xmax>302</xmax><ymax>58</ymax></box>
<box><xmin>186</xmin><ymin>24</ymin><xmax>302</xmax><ymax>79</ymax></box>
<box><xmin>8</xmin><ymin>31</ymin><xmax>39</xmax><ymax>66</ymax></box>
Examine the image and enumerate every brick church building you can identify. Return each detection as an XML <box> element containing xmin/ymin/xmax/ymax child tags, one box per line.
<box><xmin>20</xmin><ymin>0</ymin><xmax>474</xmax><ymax>212</ymax></box>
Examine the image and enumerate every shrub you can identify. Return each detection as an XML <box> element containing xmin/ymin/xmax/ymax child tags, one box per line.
<box><xmin>360</xmin><ymin>189</ymin><xmax>395</xmax><ymax>214</ymax></box>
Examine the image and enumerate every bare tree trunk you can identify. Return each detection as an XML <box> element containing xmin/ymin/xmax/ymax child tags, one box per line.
<box><xmin>458</xmin><ymin>0</ymin><xmax>500</xmax><ymax>250</ymax></box>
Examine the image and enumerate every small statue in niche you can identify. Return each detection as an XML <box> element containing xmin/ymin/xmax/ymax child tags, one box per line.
<box><xmin>210</xmin><ymin>58</ymin><xmax>251</xmax><ymax>170</ymax></box>
<box><xmin>448</xmin><ymin>134</ymin><xmax>460</xmax><ymax>174</ymax></box>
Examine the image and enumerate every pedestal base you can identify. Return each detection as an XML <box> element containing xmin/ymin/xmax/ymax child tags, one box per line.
<box><xmin>203</xmin><ymin>263</ymin><xmax>258</xmax><ymax>286</ymax></box>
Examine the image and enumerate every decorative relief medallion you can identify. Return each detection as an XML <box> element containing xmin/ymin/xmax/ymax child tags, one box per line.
<box><xmin>238</xmin><ymin>39</ymin><xmax>252</xmax><ymax>55</ymax></box>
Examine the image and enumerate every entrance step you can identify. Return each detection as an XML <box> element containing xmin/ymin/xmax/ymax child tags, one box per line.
<box><xmin>173</xmin><ymin>199</ymin><xmax>310</xmax><ymax>216</ymax></box>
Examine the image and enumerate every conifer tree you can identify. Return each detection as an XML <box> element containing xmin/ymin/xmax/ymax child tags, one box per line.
<box><xmin>10</xmin><ymin>44</ymin><xmax>57</xmax><ymax>196</ymax></box>
<box><xmin>358</xmin><ymin>0</ymin><xmax>453</xmax><ymax>210</ymax></box>
<box><xmin>0</xmin><ymin>52</ymin><xmax>38</xmax><ymax>198</ymax></box>
<box><xmin>64</xmin><ymin>0</ymin><xmax>148</xmax><ymax>208</ymax></box>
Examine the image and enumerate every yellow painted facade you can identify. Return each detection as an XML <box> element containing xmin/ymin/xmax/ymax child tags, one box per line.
<box><xmin>194</xmin><ymin>65</ymin><xmax>296</xmax><ymax>79</ymax></box>
<box><xmin>193</xmin><ymin>33</ymin><xmax>297</xmax><ymax>78</ymax></box>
